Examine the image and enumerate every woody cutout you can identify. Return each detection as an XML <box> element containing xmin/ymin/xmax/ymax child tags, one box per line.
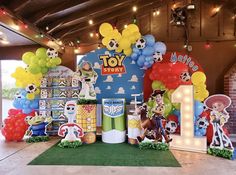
<box><xmin>137</xmin><ymin>90</ymin><xmax>172</xmax><ymax>143</ymax></box>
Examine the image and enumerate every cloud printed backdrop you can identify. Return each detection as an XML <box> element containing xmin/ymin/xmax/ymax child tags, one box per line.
<box><xmin>79</xmin><ymin>48</ymin><xmax>144</xmax><ymax>103</ymax></box>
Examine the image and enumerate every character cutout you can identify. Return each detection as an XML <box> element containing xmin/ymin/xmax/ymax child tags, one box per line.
<box><xmin>137</xmin><ymin>90</ymin><xmax>172</xmax><ymax>143</ymax></box>
<box><xmin>75</xmin><ymin>61</ymin><xmax>98</xmax><ymax>100</ymax></box>
<box><xmin>25</xmin><ymin>112</ymin><xmax>52</xmax><ymax>137</ymax></box>
<box><xmin>58</xmin><ymin>101</ymin><xmax>84</xmax><ymax>142</ymax></box>
<box><xmin>204</xmin><ymin>94</ymin><xmax>234</xmax><ymax>150</ymax></box>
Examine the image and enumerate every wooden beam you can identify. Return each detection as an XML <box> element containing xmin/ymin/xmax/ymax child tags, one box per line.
<box><xmin>53</xmin><ymin>0</ymin><xmax>160</xmax><ymax>38</ymax></box>
<box><xmin>3</xmin><ymin>0</ymin><xmax>32</xmax><ymax>13</ymax></box>
<box><xmin>29</xmin><ymin>0</ymin><xmax>91</xmax><ymax>25</ymax></box>
<box><xmin>46</xmin><ymin>0</ymin><xmax>131</xmax><ymax>34</ymax></box>
<box><xmin>60</xmin><ymin>1</ymin><xmax>163</xmax><ymax>40</ymax></box>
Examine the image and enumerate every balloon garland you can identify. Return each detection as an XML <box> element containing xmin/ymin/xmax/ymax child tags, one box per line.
<box><xmin>1</xmin><ymin>47</ymin><xmax>62</xmax><ymax>142</ymax></box>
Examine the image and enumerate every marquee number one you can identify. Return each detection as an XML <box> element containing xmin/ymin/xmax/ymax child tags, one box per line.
<box><xmin>171</xmin><ymin>85</ymin><xmax>207</xmax><ymax>153</ymax></box>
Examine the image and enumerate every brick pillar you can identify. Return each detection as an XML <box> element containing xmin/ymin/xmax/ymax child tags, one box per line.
<box><xmin>224</xmin><ymin>72</ymin><xmax>236</xmax><ymax>134</ymax></box>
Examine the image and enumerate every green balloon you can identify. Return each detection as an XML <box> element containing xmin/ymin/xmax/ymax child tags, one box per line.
<box><xmin>163</xmin><ymin>97</ymin><xmax>172</xmax><ymax>117</ymax></box>
<box><xmin>36</xmin><ymin>48</ymin><xmax>47</xmax><ymax>59</ymax></box>
<box><xmin>147</xmin><ymin>100</ymin><xmax>154</xmax><ymax>108</ymax></box>
<box><xmin>167</xmin><ymin>89</ymin><xmax>174</xmax><ymax>99</ymax></box>
<box><xmin>39</xmin><ymin>60</ymin><xmax>46</xmax><ymax>67</ymax></box>
<box><xmin>31</xmin><ymin>56</ymin><xmax>39</xmax><ymax>64</ymax></box>
<box><xmin>28</xmin><ymin>65</ymin><xmax>40</xmax><ymax>74</ymax></box>
<box><xmin>151</xmin><ymin>80</ymin><xmax>163</xmax><ymax>90</ymax></box>
<box><xmin>46</xmin><ymin>62</ymin><xmax>52</xmax><ymax>67</ymax></box>
<box><xmin>54</xmin><ymin>57</ymin><xmax>62</xmax><ymax>65</ymax></box>
<box><xmin>173</xmin><ymin>102</ymin><xmax>180</xmax><ymax>110</ymax></box>
<box><xmin>41</xmin><ymin>67</ymin><xmax>48</xmax><ymax>74</ymax></box>
<box><xmin>22</xmin><ymin>52</ymin><xmax>35</xmax><ymax>64</ymax></box>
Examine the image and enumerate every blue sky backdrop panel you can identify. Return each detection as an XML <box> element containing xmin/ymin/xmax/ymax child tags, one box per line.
<box><xmin>78</xmin><ymin>48</ymin><xmax>144</xmax><ymax>104</ymax></box>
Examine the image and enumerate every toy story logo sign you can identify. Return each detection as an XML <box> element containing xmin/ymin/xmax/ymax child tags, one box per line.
<box><xmin>170</xmin><ymin>52</ymin><xmax>199</xmax><ymax>72</ymax></box>
<box><xmin>99</xmin><ymin>54</ymin><xmax>126</xmax><ymax>75</ymax></box>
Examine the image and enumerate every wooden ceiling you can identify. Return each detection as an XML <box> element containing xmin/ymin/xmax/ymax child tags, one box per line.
<box><xmin>1</xmin><ymin>0</ymin><xmax>236</xmax><ymax>46</ymax></box>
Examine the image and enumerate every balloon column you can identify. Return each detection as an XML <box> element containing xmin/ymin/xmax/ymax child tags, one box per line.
<box><xmin>1</xmin><ymin>109</ymin><xmax>35</xmax><ymax>141</ymax></box>
<box><xmin>1</xmin><ymin>47</ymin><xmax>62</xmax><ymax>142</ymax></box>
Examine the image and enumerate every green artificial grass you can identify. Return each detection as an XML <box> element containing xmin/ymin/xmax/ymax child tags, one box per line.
<box><xmin>58</xmin><ymin>141</ymin><xmax>82</xmax><ymax>148</ymax></box>
<box><xmin>139</xmin><ymin>142</ymin><xmax>169</xmax><ymax>151</ymax></box>
<box><xmin>207</xmin><ymin>147</ymin><xmax>233</xmax><ymax>160</ymax></box>
<box><xmin>26</xmin><ymin>136</ymin><xmax>49</xmax><ymax>143</ymax></box>
<box><xmin>29</xmin><ymin>141</ymin><xmax>180</xmax><ymax>167</ymax></box>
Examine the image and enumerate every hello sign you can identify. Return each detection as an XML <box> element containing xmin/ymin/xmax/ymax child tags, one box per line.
<box><xmin>99</xmin><ymin>54</ymin><xmax>126</xmax><ymax>75</ymax></box>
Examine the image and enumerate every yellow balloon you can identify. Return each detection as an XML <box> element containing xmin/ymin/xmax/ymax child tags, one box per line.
<box><xmin>122</xmin><ymin>29</ymin><xmax>131</xmax><ymax>37</ymax></box>
<box><xmin>119</xmin><ymin>38</ymin><xmax>130</xmax><ymax>49</ymax></box>
<box><xmin>35</xmin><ymin>88</ymin><xmax>40</xmax><ymax>95</ymax></box>
<box><xmin>127</xmin><ymin>24</ymin><xmax>139</xmax><ymax>32</ymax></box>
<box><xmin>191</xmin><ymin>71</ymin><xmax>206</xmax><ymax>85</ymax></box>
<box><xmin>124</xmin><ymin>48</ymin><xmax>132</xmax><ymax>56</ymax></box>
<box><xmin>26</xmin><ymin>93</ymin><xmax>35</xmax><ymax>100</ymax></box>
<box><xmin>99</xmin><ymin>23</ymin><xmax>113</xmax><ymax>37</ymax></box>
<box><xmin>116</xmin><ymin>47</ymin><xmax>123</xmax><ymax>53</ymax></box>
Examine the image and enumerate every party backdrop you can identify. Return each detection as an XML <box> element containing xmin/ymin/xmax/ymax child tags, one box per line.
<box><xmin>78</xmin><ymin>48</ymin><xmax>144</xmax><ymax>103</ymax></box>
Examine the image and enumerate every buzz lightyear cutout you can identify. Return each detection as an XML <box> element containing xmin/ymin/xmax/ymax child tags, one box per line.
<box><xmin>75</xmin><ymin>61</ymin><xmax>98</xmax><ymax>100</ymax></box>
<box><xmin>204</xmin><ymin>95</ymin><xmax>234</xmax><ymax>150</ymax></box>
<box><xmin>58</xmin><ymin>101</ymin><xmax>84</xmax><ymax>142</ymax></box>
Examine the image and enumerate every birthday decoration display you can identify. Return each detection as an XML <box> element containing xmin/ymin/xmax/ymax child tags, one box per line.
<box><xmin>1</xmin><ymin>47</ymin><xmax>62</xmax><ymax>142</ymax></box>
<box><xmin>1</xmin><ymin>21</ymin><xmax>234</xmax><ymax>160</ymax></box>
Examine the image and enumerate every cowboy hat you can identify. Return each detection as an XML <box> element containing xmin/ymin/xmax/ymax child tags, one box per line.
<box><xmin>151</xmin><ymin>90</ymin><xmax>165</xmax><ymax>98</ymax></box>
<box><xmin>204</xmin><ymin>94</ymin><xmax>231</xmax><ymax>109</ymax></box>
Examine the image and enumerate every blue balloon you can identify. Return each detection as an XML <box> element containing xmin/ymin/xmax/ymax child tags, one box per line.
<box><xmin>131</xmin><ymin>53</ymin><xmax>138</xmax><ymax>61</ymax></box>
<box><xmin>23</xmin><ymin>108</ymin><xmax>32</xmax><ymax>114</ymax></box>
<box><xmin>13</xmin><ymin>89</ymin><xmax>39</xmax><ymax>114</ymax></box>
<box><xmin>144</xmin><ymin>35</ymin><xmax>155</xmax><ymax>46</ymax></box>
<box><xmin>194</xmin><ymin>100</ymin><xmax>204</xmax><ymax>116</ymax></box>
<box><xmin>142</xmin><ymin>46</ymin><xmax>155</xmax><ymax>56</ymax></box>
<box><xmin>154</xmin><ymin>42</ymin><xmax>167</xmax><ymax>54</ymax></box>
<box><xmin>138</xmin><ymin>55</ymin><xmax>145</xmax><ymax>63</ymax></box>
<box><xmin>137</xmin><ymin>60</ymin><xmax>144</xmax><ymax>67</ymax></box>
<box><xmin>132</xmin><ymin>47</ymin><xmax>141</xmax><ymax>54</ymax></box>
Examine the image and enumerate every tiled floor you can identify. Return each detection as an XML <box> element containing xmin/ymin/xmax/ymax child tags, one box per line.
<box><xmin>0</xmin><ymin>136</ymin><xmax>236</xmax><ymax>175</ymax></box>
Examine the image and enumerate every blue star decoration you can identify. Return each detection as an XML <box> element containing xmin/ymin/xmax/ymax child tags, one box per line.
<box><xmin>78</xmin><ymin>48</ymin><xmax>144</xmax><ymax>103</ymax></box>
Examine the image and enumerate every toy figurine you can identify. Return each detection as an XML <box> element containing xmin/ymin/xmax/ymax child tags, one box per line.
<box><xmin>25</xmin><ymin>112</ymin><xmax>52</xmax><ymax>137</ymax></box>
<box><xmin>204</xmin><ymin>94</ymin><xmax>234</xmax><ymax>150</ymax></box>
<box><xmin>58</xmin><ymin>101</ymin><xmax>84</xmax><ymax>142</ymax></box>
<box><xmin>75</xmin><ymin>61</ymin><xmax>98</xmax><ymax>100</ymax></box>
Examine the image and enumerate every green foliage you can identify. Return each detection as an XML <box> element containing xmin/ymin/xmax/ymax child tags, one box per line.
<box><xmin>77</xmin><ymin>99</ymin><xmax>97</xmax><ymax>104</ymax></box>
<box><xmin>139</xmin><ymin>142</ymin><xmax>169</xmax><ymax>151</ymax></box>
<box><xmin>207</xmin><ymin>147</ymin><xmax>233</xmax><ymax>160</ymax></box>
<box><xmin>26</xmin><ymin>136</ymin><xmax>50</xmax><ymax>143</ymax></box>
<box><xmin>58</xmin><ymin>140</ymin><xmax>83</xmax><ymax>148</ymax></box>
<box><xmin>2</xmin><ymin>88</ymin><xmax>18</xmax><ymax>99</ymax></box>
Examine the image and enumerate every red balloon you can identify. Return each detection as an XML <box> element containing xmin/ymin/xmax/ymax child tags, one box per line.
<box><xmin>167</xmin><ymin>114</ymin><xmax>178</xmax><ymax>123</ymax></box>
<box><xmin>1</xmin><ymin>109</ymin><xmax>36</xmax><ymax>142</ymax></box>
